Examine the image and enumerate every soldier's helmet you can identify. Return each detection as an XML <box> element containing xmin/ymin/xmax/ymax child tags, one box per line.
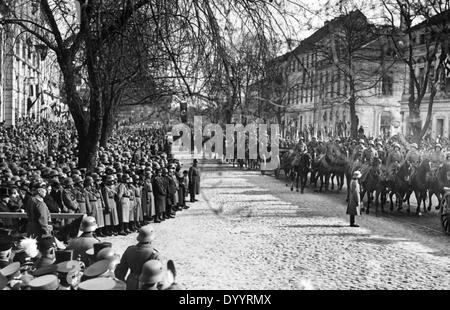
<box><xmin>435</xmin><ymin>143</ymin><xmax>443</xmax><ymax>151</ymax></box>
<box><xmin>84</xmin><ymin>176</ymin><xmax>94</xmax><ymax>186</ymax></box>
<box><xmin>139</xmin><ymin>260</ymin><xmax>163</xmax><ymax>285</ymax></box>
<box><xmin>105</xmin><ymin>175</ymin><xmax>114</xmax><ymax>184</ymax></box>
<box><xmin>359</xmin><ymin>139</ymin><xmax>365</xmax><ymax>144</ymax></box>
<box><xmin>137</xmin><ymin>225</ymin><xmax>156</xmax><ymax>243</ymax></box>
<box><xmin>376</xmin><ymin>141</ymin><xmax>383</xmax><ymax>147</ymax></box>
<box><xmin>368</xmin><ymin>140</ymin><xmax>375</xmax><ymax>147</ymax></box>
<box><xmin>80</xmin><ymin>216</ymin><xmax>98</xmax><ymax>233</ymax></box>
<box><xmin>393</xmin><ymin>143</ymin><xmax>401</xmax><ymax>150</ymax></box>
<box><xmin>63</xmin><ymin>177</ymin><xmax>74</xmax><ymax>187</ymax></box>
<box><xmin>72</xmin><ymin>175</ymin><xmax>83</xmax><ymax>185</ymax></box>
<box><xmin>410</xmin><ymin>143</ymin><xmax>418</xmax><ymax>149</ymax></box>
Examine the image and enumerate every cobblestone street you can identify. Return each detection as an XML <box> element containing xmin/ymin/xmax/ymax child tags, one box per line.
<box><xmin>105</xmin><ymin>164</ymin><xmax>450</xmax><ymax>290</ymax></box>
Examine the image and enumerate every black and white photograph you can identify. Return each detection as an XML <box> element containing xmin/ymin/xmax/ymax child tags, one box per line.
<box><xmin>0</xmin><ymin>0</ymin><xmax>449</xmax><ymax>294</ymax></box>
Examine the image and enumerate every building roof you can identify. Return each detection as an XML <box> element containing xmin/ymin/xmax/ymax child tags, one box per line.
<box><xmin>411</xmin><ymin>9</ymin><xmax>450</xmax><ymax>31</ymax></box>
<box><xmin>290</xmin><ymin>10</ymin><xmax>369</xmax><ymax>55</ymax></box>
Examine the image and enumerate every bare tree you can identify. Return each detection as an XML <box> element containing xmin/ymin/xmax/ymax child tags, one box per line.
<box><xmin>382</xmin><ymin>0</ymin><xmax>450</xmax><ymax>144</ymax></box>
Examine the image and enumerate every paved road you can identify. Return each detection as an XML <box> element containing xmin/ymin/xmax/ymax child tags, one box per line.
<box><xmin>105</xmin><ymin>164</ymin><xmax>450</xmax><ymax>290</ymax></box>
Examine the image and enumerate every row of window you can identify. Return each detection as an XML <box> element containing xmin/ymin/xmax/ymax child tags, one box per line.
<box><xmin>289</xmin><ymin>53</ymin><xmax>317</xmax><ymax>72</ymax></box>
<box><xmin>15</xmin><ymin>40</ymin><xmax>40</xmax><ymax>68</ymax></box>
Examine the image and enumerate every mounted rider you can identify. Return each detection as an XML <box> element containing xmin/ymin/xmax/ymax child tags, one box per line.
<box><xmin>294</xmin><ymin>137</ymin><xmax>307</xmax><ymax>154</ymax></box>
<box><xmin>352</xmin><ymin>139</ymin><xmax>366</xmax><ymax>162</ymax></box>
<box><xmin>375</xmin><ymin>141</ymin><xmax>386</xmax><ymax>165</ymax></box>
<box><xmin>429</xmin><ymin>143</ymin><xmax>446</xmax><ymax>175</ymax></box>
<box><xmin>307</xmin><ymin>136</ymin><xmax>319</xmax><ymax>154</ymax></box>
<box><xmin>360</xmin><ymin>139</ymin><xmax>379</xmax><ymax>182</ymax></box>
<box><xmin>404</xmin><ymin>143</ymin><xmax>421</xmax><ymax>168</ymax></box>
<box><xmin>386</xmin><ymin>143</ymin><xmax>403</xmax><ymax>179</ymax></box>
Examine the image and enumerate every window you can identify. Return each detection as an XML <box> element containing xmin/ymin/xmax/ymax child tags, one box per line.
<box><xmin>331</xmin><ymin>71</ymin><xmax>334</xmax><ymax>97</ymax></box>
<box><xmin>325</xmin><ymin>71</ymin><xmax>329</xmax><ymax>98</ymax></box>
<box><xmin>382</xmin><ymin>73</ymin><xmax>394</xmax><ymax>96</ymax></box>
<box><xmin>336</xmin><ymin>70</ymin><xmax>341</xmax><ymax>96</ymax></box>
<box><xmin>418</xmin><ymin>67</ymin><xmax>425</xmax><ymax>87</ymax></box>
<box><xmin>29</xmin><ymin>84</ymin><xmax>34</xmax><ymax>97</ymax></box>
<box><xmin>16</xmin><ymin>40</ymin><xmax>21</xmax><ymax>55</ymax></box>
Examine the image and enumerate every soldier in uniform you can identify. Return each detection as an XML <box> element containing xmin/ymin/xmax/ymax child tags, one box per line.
<box><xmin>352</xmin><ymin>139</ymin><xmax>366</xmax><ymax>162</ymax></box>
<box><xmin>101</xmin><ymin>175</ymin><xmax>119</xmax><ymax>236</ymax></box>
<box><xmin>405</xmin><ymin>143</ymin><xmax>421</xmax><ymax>168</ymax></box>
<box><xmin>152</xmin><ymin>167</ymin><xmax>166</xmax><ymax>223</ymax></box>
<box><xmin>127</xmin><ymin>176</ymin><xmax>138</xmax><ymax>233</ymax></box>
<box><xmin>61</xmin><ymin>177</ymin><xmax>79</xmax><ymax>227</ymax></box>
<box><xmin>362</xmin><ymin>140</ymin><xmax>378</xmax><ymax>164</ymax></box>
<box><xmin>376</xmin><ymin>141</ymin><xmax>387</xmax><ymax>165</ymax></box>
<box><xmin>114</xmin><ymin>225</ymin><xmax>161</xmax><ymax>290</ymax></box>
<box><xmin>430</xmin><ymin>143</ymin><xmax>445</xmax><ymax>171</ymax></box>
<box><xmin>294</xmin><ymin>137</ymin><xmax>307</xmax><ymax>154</ymax></box>
<box><xmin>307</xmin><ymin>136</ymin><xmax>318</xmax><ymax>154</ymax></box>
<box><xmin>116</xmin><ymin>174</ymin><xmax>131</xmax><ymax>235</ymax></box>
<box><xmin>84</xmin><ymin>176</ymin><xmax>106</xmax><ymax>237</ymax></box>
<box><xmin>26</xmin><ymin>181</ymin><xmax>52</xmax><ymax>238</ymax></box>
<box><xmin>188</xmin><ymin>159</ymin><xmax>200</xmax><ymax>203</ymax></box>
<box><xmin>142</xmin><ymin>170</ymin><xmax>155</xmax><ymax>223</ymax></box>
<box><xmin>162</xmin><ymin>168</ymin><xmax>175</xmax><ymax>219</ymax></box>
<box><xmin>133</xmin><ymin>175</ymin><xmax>144</xmax><ymax>229</ymax></box>
<box><xmin>73</xmin><ymin>175</ymin><xmax>88</xmax><ymax>215</ymax></box>
<box><xmin>386</xmin><ymin>143</ymin><xmax>403</xmax><ymax>179</ymax></box>
<box><xmin>66</xmin><ymin>216</ymin><xmax>100</xmax><ymax>266</ymax></box>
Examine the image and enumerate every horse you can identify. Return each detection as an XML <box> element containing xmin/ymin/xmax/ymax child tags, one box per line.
<box><xmin>314</xmin><ymin>154</ymin><xmax>337</xmax><ymax>193</ymax></box>
<box><xmin>289</xmin><ymin>152</ymin><xmax>312</xmax><ymax>193</ymax></box>
<box><xmin>360</xmin><ymin>157</ymin><xmax>383</xmax><ymax>214</ymax></box>
<box><xmin>410</xmin><ymin>159</ymin><xmax>431</xmax><ymax>215</ymax></box>
<box><xmin>388</xmin><ymin>161</ymin><xmax>413</xmax><ymax>212</ymax></box>
<box><xmin>428</xmin><ymin>163</ymin><xmax>450</xmax><ymax>211</ymax></box>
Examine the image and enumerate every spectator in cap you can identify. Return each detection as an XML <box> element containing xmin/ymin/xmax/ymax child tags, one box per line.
<box><xmin>101</xmin><ymin>175</ymin><xmax>119</xmax><ymax>236</ymax></box>
<box><xmin>61</xmin><ymin>177</ymin><xmax>79</xmax><ymax>216</ymax></box>
<box><xmin>25</xmin><ymin>181</ymin><xmax>52</xmax><ymax>238</ymax></box>
<box><xmin>115</xmin><ymin>225</ymin><xmax>161</xmax><ymax>290</ymax></box>
<box><xmin>127</xmin><ymin>175</ymin><xmax>139</xmax><ymax>233</ymax></box>
<box><xmin>132</xmin><ymin>175</ymin><xmax>145</xmax><ymax>230</ymax></box>
<box><xmin>66</xmin><ymin>216</ymin><xmax>100</xmax><ymax>266</ymax></box>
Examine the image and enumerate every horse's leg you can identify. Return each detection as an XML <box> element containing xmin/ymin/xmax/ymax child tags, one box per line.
<box><xmin>346</xmin><ymin>175</ymin><xmax>350</xmax><ymax>202</ymax></box>
<box><xmin>330</xmin><ymin>174</ymin><xmax>335</xmax><ymax>190</ymax></box>
<box><xmin>366</xmin><ymin>190</ymin><xmax>371</xmax><ymax>214</ymax></box>
<box><xmin>427</xmin><ymin>190</ymin><xmax>433</xmax><ymax>212</ymax></box>
<box><xmin>414</xmin><ymin>190</ymin><xmax>421</xmax><ymax>215</ymax></box>
<box><xmin>389</xmin><ymin>191</ymin><xmax>394</xmax><ymax>211</ymax></box>
<box><xmin>301</xmin><ymin>173</ymin><xmax>306</xmax><ymax>194</ymax></box>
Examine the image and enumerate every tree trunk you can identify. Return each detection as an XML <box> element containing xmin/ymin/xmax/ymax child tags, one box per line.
<box><xmin>78</xmin><ymin>133</ymin><xmax>99</xmax><ymax>170</ymax></box>
<box><xmin>349</xmin><ymin>95</ymin><xmax>358</xmax><ymax>139</ymax></box>
<box><xmin>408</xmin><ymin>105</ymin><xmax>422</xmax><ymax>144</ymax></box>
<box><xmin>100</xmin><ymin>105</ymin><xmax>116</xmax><ymax>147</ymax></box>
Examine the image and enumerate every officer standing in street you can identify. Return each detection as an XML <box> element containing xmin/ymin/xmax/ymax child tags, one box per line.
<box><xmin>26</xmin><ymin>181</ymin><xmax>52</xmax><ymax>238</ymax></box>
<box><xmin>188</xmin><ymin>159</ymin><xmax>200</xmax><ymax>203</ymax></box>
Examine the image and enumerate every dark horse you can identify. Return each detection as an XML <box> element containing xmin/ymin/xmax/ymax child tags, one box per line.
<box><xmin>388</xmin><ymin>161</ymin><xmax>412</xmax><ymax>212</ymax></box>
<box><xmin>428</xmin><ymin>163</ymin><xmax>450</xmax><ymax>211</ymax></box>
<box><xmin>360</xmin><ymin>158</ymin><xmax>384</xmax><ymax>214</ymax></box>
<box><xmin>289</xmin><ymin>152</ymin><xmax>312</xmax><ymax>193</ymax></box>
<box><xmin>409</xmin><ymin>159</ymin><xmax>431</xmax><ymax>215</ymax></box>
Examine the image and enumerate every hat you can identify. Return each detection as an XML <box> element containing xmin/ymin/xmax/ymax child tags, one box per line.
<box><xmin>80</xmin><ymin>259</ymin><xmax>110</xmax><ymax>281</ymax></box>
<box><xmin>139</xmin><ymin>260</ymin><xmax>163</xmax><ymax>284</ymax></box>
<box><xmin>368</xmin><ymin>140</ymin><xmax>375</xmax><ymax>146</ymax></box>
<box><xmin>72</xmin><ymin>175</ymin><xmax>83</xmax><ymax>184</ymax></box>
<box><xmin>77</xmin><ymin>277</ymin><xmax>126</xmax><ymax>290</ymax></box>
<box><xmin>0</xmin><ymin>261</ymin><xmax>20</xmax><ymax>278</ymax></box>
<box><xmin>80</xmin><ymin>216</ymin><xmax>98</xmax><ymax>233</ymax></box>
<box><xmin>435</xmin><ymin>143</ymin><xmax>443</xmax><ymax>150</ymax></box>
<box><xmin>393</xmin><ymin>143</ymin><xmax>401</xmax><ymax>149</ymax></box>
<box><xmin>96</xmin><ymin>248</ymin><xmax>120</xmax><ymax>265</ymax></box>
<box><xmin>353</xmin><ymin>171</ymin><xmax>362</xmax><ymax>179</ymax></box>
<box><xmin>376</xmin><ymin>141</ymin><xmax>383</xmax><ymax>146</ymax></box>
<box><xmin>193</xmin><ymin>159</ymin><xmax>198</xmax><ymax>164</ymax></box>
<box><xmin>54</xmin><ymin>250</ymin><xmax>73</xmax><ymax>264</ymax></box>
<box><xmin>29</xmin><ymin>274</ymin><xmax>59</xmax><ymax>290</ymax></box>
<box><xmin>56</xmin><ymin>260</ymin><xmax>82</xmax><ymax>274</ymax></box>
<box><xmin>359</xmin><ymin>139</ymin><xmax>365</xmax><ymax>144</ymax></box>
<box><xmin>137</xmin><ymin>225</ymin><xmax>156</xmax><ymax>243</ymax></box>
<box><xmin>86</xmin><ymin>242</ymin><xmax>112</xmax><ymax>257</ymax></box>
<box><xmin>410</xmin><ymin>143</ymin><xmax>418</xmax><ymax>149</ymax></box>
<box><xmin>37</xmin><ymin>235</ymin><xmax>55</xmax><ymax>252</ymax></box>
<box><xmin>33</xmin><ymin>265</ymin><xmax>58</xmax><ymax>277</ymax></box>
<box><xmin>63</xmin><ymin>177</ymin><xmax>74</xmax><ymax>187</ymax></box>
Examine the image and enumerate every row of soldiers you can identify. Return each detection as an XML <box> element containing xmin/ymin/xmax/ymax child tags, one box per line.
<box><xmin>0</xmin><ymin>157</ymin><xmax>201</xmax><ymax>239</ymax></box>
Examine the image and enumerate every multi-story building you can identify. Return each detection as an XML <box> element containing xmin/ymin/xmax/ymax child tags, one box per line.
<box><xmin>0</xmin><ymin>0</ymin><xmax>65</xmax><ymax>126</ymax></box>
<box><xmin>279</xmin><ymin>10</ymin><xmax>405</xmax><ymax>140</ymax></box>
<box><xmin>399</xmin><ymin>10</ymin><xmax>450</xmax><ymax>140</ymax></box>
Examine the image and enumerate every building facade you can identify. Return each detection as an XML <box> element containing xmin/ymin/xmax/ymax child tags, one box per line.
<box><xmin>279</xmin><ymin>11</ymin><xmax>404</xmax><ymax>140</ymax></box>
<box><xmin>399</xmin><ymin>10</ymin><xmax>450</xmax><ymax>140</ymax></box>
<box><xmin>0</xmin><ymin>0</ymin><xmax>65</xmax><ymax>127</ymax></box>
